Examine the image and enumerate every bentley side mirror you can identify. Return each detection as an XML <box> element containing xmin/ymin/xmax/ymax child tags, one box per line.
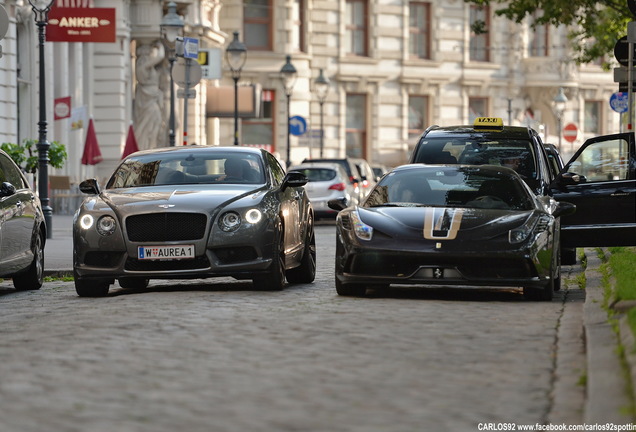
<box><xmin>281</xmin><ymin>171</ymin><xmax>308</xmax><ymax>191</ymax></box>
<box><xmin>0</xmin><ymin>181</ymin><xmax>16</xmax><ymax>197</ymax></box>
<box><xmin>79</xmin><ymin>178</ymin><xmax>101</xmax><ymax>195</ymax></box>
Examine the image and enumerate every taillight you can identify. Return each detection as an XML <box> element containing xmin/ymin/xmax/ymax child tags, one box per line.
<box><xmin>329</xmin><ymin>182</ymin><xmax>346</xmax><ymax>191</ymax></box>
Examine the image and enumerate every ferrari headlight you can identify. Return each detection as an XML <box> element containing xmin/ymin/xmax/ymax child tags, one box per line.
<box><xmin>219</xmin><ymin>211</ymin><xmax>241</xmax><ymax>232</ymax></box>
<box><xmin>96</xmin><ymin>215</ymin><xmax>117</xmax><ymax>236</ymax></box>
<box><xmin>245</xmin><ymin>208</ymin><xmax>262</xmax><ymax>224</ymax></box>
<box><xmin>351</xmin><ymin>211</ymin><xmax>373</xmax><ymax>241</ymax></box>
<box><xmin>79</xmin><ymin>214</ymin><xmax>94</xmax><ymax>230</ymax></box>
<box><xmin>509</xmin><ymin>217</ymin><xmax>539</xmax><ymax>244</ymax></box>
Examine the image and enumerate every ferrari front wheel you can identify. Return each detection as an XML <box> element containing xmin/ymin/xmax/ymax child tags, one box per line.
<box><xmin>335</xmin><ymin>277</ymin><xmax>366</xmax><ymax>296</ymax></box>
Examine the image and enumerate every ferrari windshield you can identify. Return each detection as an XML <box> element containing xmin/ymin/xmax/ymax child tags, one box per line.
<box><xmin>364</xmin><ymin>166</ymin><xmax>534</xmax><ymax>210</ymax></box>
<box><xmin>107</xmin><ymin>151</ymin><xmax>265</xmax><ymax>188</ymax></box>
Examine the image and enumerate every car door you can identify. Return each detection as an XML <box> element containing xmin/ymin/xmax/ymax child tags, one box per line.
<box><xmin>551</xmin><ymin>132</ymin><xmax>636</xmax><ymax>247</ymax></box>
<box><xmin>0</xmin><ymin>153</ymin><xmax>37</xmax><ymax>271</ymax></box>
<box><xmin>267</xmin><ymin>153</ymin><xmax>300</xmax><ymax>257</ymax></box>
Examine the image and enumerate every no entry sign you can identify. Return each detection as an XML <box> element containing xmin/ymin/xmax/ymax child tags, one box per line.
<box><xmin>563</xmin><ymin>123</ymin><xmax>578</xmax><ymax>143</ymax></box>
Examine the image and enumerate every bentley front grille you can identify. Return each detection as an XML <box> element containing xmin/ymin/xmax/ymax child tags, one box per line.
<box><xmin>126</xmin><ymin>213</ymin><xmax>208</xmax><ymax>242</ymax></box>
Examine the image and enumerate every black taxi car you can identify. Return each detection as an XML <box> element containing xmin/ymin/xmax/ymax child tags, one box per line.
<box><xmin>410</xmin><ymin>118</ymin><xmax>636</xmax><ymax>262</ymax></box>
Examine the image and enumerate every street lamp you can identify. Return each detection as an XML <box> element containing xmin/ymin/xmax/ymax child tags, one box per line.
<box><xmin>226</xmin><ymin>31</ymin><xmax>247</xmax><ymax>146</ymax></box>
<box><xmin>28</xmin><ymin>0</ymin><xmax>54</xmax><ymax>238</ymax></box>
<box><xmin>279</xmin><ymin>55</ymin><xmax>297</xmax><ymax>166</ymax></box>
<box><xmin>160</xmin><ymin>1</ymin><xmax>184</xmax><ymax>147</ymax></box>
<box><xmin>313</xmin><ymin>68</ymin><xmax>330</xmax><ymax>158</ymax></box>
<box><xmin>553</xmin><ymin>87</ymin><xmax>568</xmax><ymax>151</ymax></box>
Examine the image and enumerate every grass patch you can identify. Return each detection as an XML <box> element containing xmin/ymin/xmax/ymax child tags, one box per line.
<box><xmin>610</xmin><ymin>248</ymin><xmax>636</xmax><ymax>302</ymax></box>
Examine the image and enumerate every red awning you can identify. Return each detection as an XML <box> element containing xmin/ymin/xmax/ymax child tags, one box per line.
<box><xmin>81</xmin><ymin>117</ymin><xmax>102</xmax><ymax>165</ymax></box>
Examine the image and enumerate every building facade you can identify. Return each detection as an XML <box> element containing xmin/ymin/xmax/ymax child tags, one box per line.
<box><xmin>0</xmin><ymin>0</ymin><xmax>621</xmax><ymax>187</ymax></box>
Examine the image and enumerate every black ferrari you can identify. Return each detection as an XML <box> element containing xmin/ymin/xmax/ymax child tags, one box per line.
<box><xmin>328</xmin><ymin>164</ymin><xmax>575</xmax><ymax>301</ymax></box>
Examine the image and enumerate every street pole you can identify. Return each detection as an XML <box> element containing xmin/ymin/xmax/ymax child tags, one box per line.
<box><xmin>319</xmin><ymin>100</ymin><xmax>324</xmax><ymax>158</ymax></box>
<box><xmin>168</xmin><ymin>56</ymin><xmax>176</xmax><ymax>146</ymax></box>
<box><xmin>286</xmin><ymin>93</ymin><xmax>291</xmax><ymax>165</ymax></box>
<box><xmin>183</xmin><ymin>58</ymin><xmax>190</xmax><ymax>146</ymax></box>
<box><xmin>279</xmin><ymin>55</ymin><xmax>297</xmax><ymax>167</ymax></box>
<box><xmin>233</xmin><ymin>74</ymin><xmax>239</xmax><ymax>145</ymax></box>
<box><xmin>226</xmin><ymin>31</ymin><xmax>247</xmax><ymax>146</ymax></box>
<box><xmin>29</xmin><ymin>0</ymin><xmax>54</xmax><ymax>239</ymax></box>
<box><xmin>160</xmin><ymin>2</ymin><xmax>184</xmax><ymax>147</ymax></box>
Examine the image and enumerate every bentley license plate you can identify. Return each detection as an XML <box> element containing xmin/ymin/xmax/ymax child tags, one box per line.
<box><xmin>138</xmin><ymin>245</ymin><xmax>195</xmax><ymax>260</ymax></box>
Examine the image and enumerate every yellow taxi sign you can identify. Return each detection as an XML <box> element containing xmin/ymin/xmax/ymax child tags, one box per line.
<box><xmin>473</xmin><ymin>117</ymin><xmax>504</xmax><ymax>130</ymax></box>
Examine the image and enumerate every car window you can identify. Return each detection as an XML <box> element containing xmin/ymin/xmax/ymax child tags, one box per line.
<box><xmin>0</xmin><ymin>154</ymin><xmax>26</xmax><ymax>189</ymax></box>
<box><xmin>566</xmin><ymin>138</ymin><xmax>630</xmax><ymax>182</ymax></box>
<box><xmin>365</xmin><ymin>168</ymin><xmax>533</xmax><ymax>210</ymax></box>
<box><xmin>294</xmin><ymin>168</ymin><xmax>337</xmax><ymax>182</ymax></box>
<box><xmin>267</xmin><ymin>152</ymin><xmax>286</xmax><ymax>186</ymax></box>
<box><xmin>108</xmin><ymin>152</ymin><xmax>265</xmax><ymax>187</ymax></box>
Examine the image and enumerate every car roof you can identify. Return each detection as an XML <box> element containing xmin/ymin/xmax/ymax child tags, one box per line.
<box><xmin>290</xmin><ymin>162</ymin><xmax>346</xmax><ymax>171</ymax></box>
<box><xmin>391</xmin><ymin>163</ymin><xmax>520</xmax><ymax>177</ymax></box>
<box><xmin>421</xmin><ymin>125</ymin><xmax>536</xmax><ymax>141</ymax></box>
<box><xmin>126</xmin><ymin>145</ymin><xmax>266</xmax><ymax>158</ymax></box>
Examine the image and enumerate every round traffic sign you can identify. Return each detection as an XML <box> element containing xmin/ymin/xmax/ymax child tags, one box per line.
<box><xmin>563</xmin><ymin>123</ymin><xmax>578</xmax><ymax>143</ymax></box>
<box><xmin>289</xmin><ymin>115</ymin><xmax>307</xmax><ymax>136</ymax></box>
<box><xmin>614</xmin><ymin>36</ymin><xmax>636</xmax><ymax>67</ymax></box>
<box><xmin>610</xmin><ymin>92</ymin><xmax>629</xmax><ymax>113</ymax></box>
<box><xmin>171</xmin><ymin>58</ymin><xmax>202</xmax><ymax>88</ymax></box>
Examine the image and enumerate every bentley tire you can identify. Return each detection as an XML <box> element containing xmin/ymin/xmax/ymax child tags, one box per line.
<box><xmin>253</xmin><ymin>221</ymin><xmax>286</xmax><ymax>291</ymax></box>
<box><xmin>285</xmin><ymin>216</ymin><xmax>316</xmax><ymax>284</ymax></box>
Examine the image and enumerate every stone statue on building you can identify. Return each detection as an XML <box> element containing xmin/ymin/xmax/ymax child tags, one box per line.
<box><xmin>134</xmin><ymin>41</ymin><xmax>165</xmax><ymax>150</ymax></box>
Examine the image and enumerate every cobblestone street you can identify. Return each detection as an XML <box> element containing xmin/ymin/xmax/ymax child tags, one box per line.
<box><xmin>0</xmin><ymin>224</ymin><xmax>587</xmax><ymax>432</ymax></box>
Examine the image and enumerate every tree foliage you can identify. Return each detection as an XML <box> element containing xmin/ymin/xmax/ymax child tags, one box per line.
<box><xmin>464</xmin><ymin>0</ymin><xmax>632</xmax><ymax>67</ymax></box>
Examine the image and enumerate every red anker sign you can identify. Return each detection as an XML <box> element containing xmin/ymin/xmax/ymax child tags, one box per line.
<box><xmin>563</xmin><ymin>123</ymin><xmax>578</xmax><ymax>143</ymax></box>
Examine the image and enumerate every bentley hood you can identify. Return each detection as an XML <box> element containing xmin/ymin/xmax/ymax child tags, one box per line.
<box><xmin>94</xmin><ymin>185</ymin><xmax>265</xmax><ymax>215</ymax></box>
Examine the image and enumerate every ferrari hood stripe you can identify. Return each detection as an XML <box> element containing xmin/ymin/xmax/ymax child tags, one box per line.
<box><xmin>423</xmin><ymin>208</ymin><xmax>464</xmax><ymax>240</ymax></box>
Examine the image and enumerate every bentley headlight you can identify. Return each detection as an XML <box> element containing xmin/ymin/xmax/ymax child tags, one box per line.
<box><xmin>80</xmin><ymin>214</ymin><xmax>94</xmax><ymax>230</ymax></box>
<box><xmin>96</xmin><ymin>215</ymin><xmax>117</xmax><ymax>236</ymax></box>
<box><xmin>219</xmin><ymin>211</ymin><xmax>241</xmax><ymax>232</ymax></box>
<box><xmin>351</xmin><ymin>211</ymin><xmax>373</xmax><ymax>241</ymax></box>
<box><xmin>245</xmin><ymin>208</ymin><xmax>262</xmax><ymax>224</ymax></box>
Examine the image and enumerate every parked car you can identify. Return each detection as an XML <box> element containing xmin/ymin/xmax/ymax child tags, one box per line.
<box><xmin>289</xmin><ymin>162</ymin><xmax>358</xmax><ymax>219</ymax></box>
<box><xmin>73</xmin><ymin>146</ymin><xmax>315</xmax><ymax>297</ymax></box>
<box><xmin>351</xmin><ymin>158</ymin><xmax>377</xmax><ymax>198</ymax></box>
<box><xmin>328</xmin><ymin>164</ymin><xmax>575</xmax><ymax>301</ymax></box>
<box><xmin>0</xmin><ymin>149</ymin><xmax>46</xmax><ymax>291</ymax></box>
<box><xmin>410</xmin><ymin>117</ymin><xmax>636</xmax><ymax>263</ymax></box>
<box><xmin>371</xmin><ymin>164</ymin><xmax>389</xmax><ymax>181</ymax></box>
<box><xmin>301</xmin><ymin>157</ymin><xmax>361</xmax><ymax>201</ymax></box>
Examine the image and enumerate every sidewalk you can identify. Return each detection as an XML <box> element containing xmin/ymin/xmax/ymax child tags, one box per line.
<box><xmin>581</xmin><ymin>250</ymin><xmax>634</xmax><ymax>424</ymax></box>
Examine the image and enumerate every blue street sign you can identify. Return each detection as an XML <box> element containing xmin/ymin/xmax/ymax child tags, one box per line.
<box><xmin>289</xmin><ymin>115</ymin><xmax>307</xmax><ymax>136</ymax></box>
<box><xmin>183</xmin><ymin>37</ymin><xmax>199</xmax><ymax>59</ymax></box>
<box><xmin>610</xmin><ymin>92</ymin><xmax>629</xmax><ymax>113</ymax></box>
